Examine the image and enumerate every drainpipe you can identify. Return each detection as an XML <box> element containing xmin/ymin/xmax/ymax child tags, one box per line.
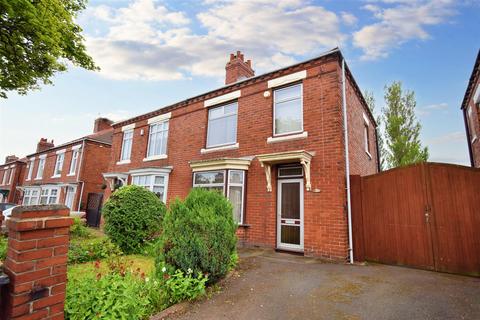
<box><xmin>76</xmin><ymin>140</ymin><xmax>86</xmax><ymax>212</ymax></box>
<box><xmin>341</xmin><ymin>58</ymin><xmax>354</xmax><ymax>264</ymax></box>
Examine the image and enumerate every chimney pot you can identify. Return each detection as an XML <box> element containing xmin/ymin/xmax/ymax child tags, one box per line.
<box><xmin>225</xmin><ymin>51</ymin><xmax>255</xmax><ymax>85</ymax></box>
<box><xmin>36</xmin><ymin>138</ymin><xmax>55</xmax><ymax>153</ymax></box>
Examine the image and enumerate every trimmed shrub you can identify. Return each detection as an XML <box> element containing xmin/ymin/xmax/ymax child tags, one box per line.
<box><xmin>156</xmin><ymin>188</ymin><xmax>237</xmax><ymax>283</ymax></box>
<box><xmin>103</xmin><ymin>185</ymin><xmax>166</xmax><ymax>254</ymax></box>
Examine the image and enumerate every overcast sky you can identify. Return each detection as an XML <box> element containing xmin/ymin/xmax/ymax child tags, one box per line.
<box><xmin>1</xmin><ymin>0</ymin><xmax>478</xmax><ymax>165</ymax></box>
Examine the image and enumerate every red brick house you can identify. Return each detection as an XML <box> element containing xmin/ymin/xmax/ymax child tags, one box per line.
<box><xmin>19</xmin><ymin>118</ymin><xmax>113</xmax><ymax>213</ymax></box>
<box><xmin>0</xmin><ymin>156</ymin><xmax>27</xmax><ymax>203</ymax></box>
<box><xmin>103</xmin><ymin>48</ymin><xmax>379</xmax><ymax>261</ymax></box>
<box><xmin>462</xmin><ymin>49</ymin><xmax>480</xmax><ymax>168</ymax></box>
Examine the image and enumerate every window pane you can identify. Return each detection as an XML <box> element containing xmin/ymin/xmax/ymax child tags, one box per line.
<box><xmin>194</xmin><ymin>171</ymin><xmax>224</xmax><ymax>184</ymax></box>
<box><xmin>152</xmin><ymin>186</ymin><xmax>164</xmax><ymax>199</ymax></box>
<box><xmin>224</xmin><ymin>103</ymin><xmax>238</xmax><ymax>114</ymax></box>
<box><xmin>40</xmin><ymin>197</ymin><xmax>48</xmax><ymax>204</ymax></box>
<box><xmin>154</xmin><ymin>176</ymin><xmax>165</xmax><ymax>185</ymax></box>
<box><xmin>275</xmin><ymin>99</ymin><xmax>302</xmax><ymax>134</ymax></box>
<box><xmin>278</xmin><ymin>167</ymin><xmax>303</xmax><ymax>177</ymax></box>
<box><xmin>275</xmin><ymin>84</ymin><xmax>301</xmax><ymax>102</ymax></box>
<box><xmin>228</xmin><ymin>186</ymin><xmax>243</xmax><ymax>223</ymax></box>
<box><xmin>229</xmin><ymin>170</ymin><xmax>243</xmax><ymax>184</ymax></box>
<box><xmin>207</xmin><ymin>114</ymin><xmax>237</xmax><ymax>147</ymax></box>
<box><xmin>209</xmin><ymin>106</ymin><xmax>224</xmax><ymax>119</ymax></box>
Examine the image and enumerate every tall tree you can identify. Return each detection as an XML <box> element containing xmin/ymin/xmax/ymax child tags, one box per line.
<box><xmin>364</xmin><ymin>91</ymin><xmax>387</xmax><ymax>171</ymax></box>
<box><xmin>0</xmin><ymin>0</ymin><xmax>97</xmax><ymax>98</ymax></box>
<box><xmin>382</xmin><ymin>81</ymin><xmax>428</xmax><ymax>168</ymax></box>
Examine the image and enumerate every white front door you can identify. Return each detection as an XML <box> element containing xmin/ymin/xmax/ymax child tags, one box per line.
<box><xmin>65</xmin><ymin>186</ymin><xmax>76</xmax><ymax>209</ymax></box>
<box><xmin>277</xmin><ymin>178</ymin><xmax>304</xmax><ymax>251</ymax></box>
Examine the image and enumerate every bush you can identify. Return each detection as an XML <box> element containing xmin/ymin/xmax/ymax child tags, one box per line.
<box><xmin>66</xmin><ymin>259</ymin><xmax>159</xmax><ymax>319</ymax></box>
<box><xmin>103</xmin><ymin>185</ymin><xmax>166</xmax><ymax>254</ymax></box>
<box><xmin>156</xmin><ymin>188</ymin><xmax>237</xmax><ymax>283</ymax></box>
<box><xmin>68</xmin><ymin>237</ymin><xmax>122</xmax><ymax>264</ymax></box>
<box><xmin>0</xmin><ymin>235</ymin><xmax>7</xmax><ymax>261</ymax></box>
<box><xmin>70</xmin><ymin>217</ymin><xmax>91</xmax><ymax>239</ymax></box>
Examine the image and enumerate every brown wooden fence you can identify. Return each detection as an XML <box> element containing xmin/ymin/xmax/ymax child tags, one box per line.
<box><xmin>351</xmin><ymin>162</ymin><xmax>480</xmax><ymax>276</ymax></box>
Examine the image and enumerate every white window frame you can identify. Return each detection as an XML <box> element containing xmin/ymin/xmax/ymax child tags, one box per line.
<box><xmin>64</xmin><ymin>185</ymin><xmax>77</xmax><ymax>209</ymax></box>
<box><xmin>53</xmin><ymin>152</ymin><xmax>65</xmax><ymax>178</ymax></box>
<box><xmin>36</xmin><ymin>155</ymin><xmax>46</xmax><ymax>179</ymax></box>
<box><xmin>22</xmin><ymin>187</ymin><xmax>40</xmax><ymax>205</ymax></box>
<box><xmin>363</xmin><ymin>113</ymin><xmax>372</xmax><ymax>158</ymax></box>
<box><xmin>131</xmin><ymin>174</ymin><xmax>169</xmax><ymax>203</ymax></box>
<box><xmin>1</xmin><ymin>169</ymin><xmax>6</xmax><ymax>185</ymax></box>
<box><xmin>192</xmin><ymin>170</ymin><xmax>246</xmax><ymax>224</ymax></box>
<box><xmin>468</xmin><ymin>106</ymin><xmax>477</xmax><ymax>143</ymax></box>
<box><xmin>26</xmin><ymin>158</ymin><xmax>35</xmax><ymax>181</ymax></box>
<box><xmin>68</xmin><ymin>149</ymin><xmax>80</xmax><ymax>176</ymax></box>
<box><xmin>273</xmin><ymin>83</ymin><xmax>304</xmax><ymax>137</ymax></box>
<box><xmin>120</xmin><ymin>129</ymin><xmax>134</xmax><ymax>162</ymax></box>
<box><xmin>206</xmin><ymin>102</ymin><xmax>238</xmax><ymax>148</ymax></box>
<box><xmin>39</xmin><ymin>186</ymin><xmax>60</xmax><ymax>205</ymax></box>
<box><xmin>8</xmin><ymin>167</ymin><xmax>14</xmax><ymax>185</ymax></box>
<box><xmin>145</xmin><ymin>120</ymin><xmax>169</xmax><ymax>160</ymax></box>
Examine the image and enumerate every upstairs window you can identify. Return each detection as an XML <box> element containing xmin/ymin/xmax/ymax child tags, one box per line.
<box><xmin>207</xmin><ymin>102</ymin><xmax>238</xmax><ymax>148</ymax></box>
<box><xmin>468</xmin><ymin>106</ymin><xmax>477</xmax><ymax>142</ymax></box>
<box><xmin>120</xmin><ymin>130</ymin><xmax>133</xmax><ymax>161</ymax></box>
<box><xmin>36</xmin><ymin>157</ymin><xmax>45</xmax><ymax>179</ymax></box>
<box><xmin>53</xmin><ymin>152</ymin><xmax>65</xmax><ymax>177</ymax></box>
<box><xmin>69</xmin><ymin>149</ymin><xmax>80</xmax><ymax>175</ymax></box>
<box><xmin>147</xmin><ymin>121</ymin><xmax>169</xmax><ymax>158</ymax></box>
<box><xmin>27</xmin><ymin>159</ymin><xmax>35</xmax><ymax>180</ymax></box>
<box><xmin>363</xmin><ymin>113</ymin><xmax>372</xmax><ymax>158</ymax></box>
<box><xmin>8</xmin><ymin>168</ymin><xmax>14</xmax><ymax>184</ymax></box>
<box><xmin>193</xmin><ymin>169</ymin><xmax>245</xmax><ymax>224</ymax></box>
<box><xmin>274</xmin><ymin>83</ymin><xmax>303</xmax><ymax>136</ymax></box>
<box><xmin>1</xmin><ymin>169</ymin><xmax>7</xmax><ymax>185</ymax></box>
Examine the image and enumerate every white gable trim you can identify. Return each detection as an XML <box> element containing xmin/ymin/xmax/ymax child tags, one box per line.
<box><xmin>204</xmin><ymin>90</ymin><xmax>241</xmax><ymax>107</ymax></box>
<box><xmin>148</xmin><ymin>112</ymin><xmax>171</xmax><ymax>124</ymax></box>
<box><xmin>122</xmin><ymin>123</ymin><xmax>135</xmax><ymax>132</ymax></box>
<box><xmin>268</xmin><ymin>70</ymin><xmax>307</xmax><ymax>88</ymax></box>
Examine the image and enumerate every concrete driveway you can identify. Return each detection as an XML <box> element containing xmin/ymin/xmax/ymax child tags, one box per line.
<box><xmin>170</xmin><ymin>248</ymin><xmax>480</xmax><ymax>320</ymax></box>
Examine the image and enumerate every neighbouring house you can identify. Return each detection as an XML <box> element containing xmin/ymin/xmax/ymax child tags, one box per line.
<box><xmin>461</xmin><ymin>49</ymin><xmax>480</xmax><ymax>168</ymax></box>
<box><xmin>19</xmin><ymin>118</ymin><xmax>113</xmax><ymax>213</ymax></box>
<box><xmin>103</xmin><ymin>48</ymin><xmax>379</xmax><ymax>260</ymax></box>
<box><xmin>0</xmin><ymin>155</ymin><xmax>27</xmax><ymax>203</ymax></box>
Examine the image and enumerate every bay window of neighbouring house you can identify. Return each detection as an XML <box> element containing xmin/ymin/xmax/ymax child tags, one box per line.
<box><xmin>146</xmin><ymin>121</ymin><xmax>169</xmax><ymax>158</ymax></box>
<box><xmin>36</xmin><ymin>156</ymin><xmax>45</xmax><ymax>179</ymax></box>
<box><xmin>193</xmin><ymin>170</ymin><xmax>245</xmax><ymax>224</ymax></box>
<box><xmin>26</xmin><ymin>158</ymin><xmax>34</xmax><ymax>180</ymax></box>
<box><xmin>69</xmin><ymin>149</ymin><xmax>80</xmax><ymax>175</ymax></box>
<box><xmin>120</xmin><ymin>130</ymin><xmax>133</xmax><ymax>161</ymax></box>
<box><xmin>39</xmin><ymin>187</ymin><xmax>59</xmax><ymax>204</ymax></box>
<box><xmin>23</xmin><ymin>188</ymin><xmax>40</xmax><ymax>205</ymax></box>
<box><xmin>131</xmin><ymin>174</ymin><xmax>168</xmax><ymax>202</ymax></box>
<box><xmin>206</xmin><ymin>102</ymin><xmax>238</xmax><ymax>148</ymax></box>
<box><xmin>274</xmin><ymin>83</ymin><xmax>303</xmax><ymax>136</ymax></box>
<box><xmin>468</xmin><ymin>106</ymin><xmax>477</xmax><ymax>142</ymax></box>
<box><xmin>53</xmin><ymin>152</ymin><xmax>65</xmax><ymax>177</ymax></box>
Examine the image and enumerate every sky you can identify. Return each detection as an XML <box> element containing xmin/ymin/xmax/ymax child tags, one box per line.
<box><xmin>0</xmin><ymin>0</ymin><xmax>479</xmax><ymax>165</ymax></box>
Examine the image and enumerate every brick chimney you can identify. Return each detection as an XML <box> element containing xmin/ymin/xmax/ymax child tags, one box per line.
<box><xmin>225</xmin><ymin>51</ymin><xmax>255</xmax><ymax>85</ymax></box>
<box><xmin>94</xmin><ymin>117</ymin><xmax>113</xmax><ymax>133</ymax></box>
<box><xmin>36</xmin><ymin>138</ymin><xmax>54</xmax><ymax>153</ymax></box>
<box><xmin>4</xmin><ymin>155</ymin><xmax>18</xmax><ymax>164</ymax></box>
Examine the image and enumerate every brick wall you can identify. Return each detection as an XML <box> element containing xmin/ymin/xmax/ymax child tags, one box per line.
<box><xmin>0</xmin><ymin>161</ymin><xmax>27</xmax><ymax>204</ymax></box>
<box><xmin>1</xmin><ymin>205</ymin><xmax>73</xmax><ymax>320</ymax></box>
<box><xmin>105</xmin><ymin>53</ymin><xmax>377</xmax><ymax>260</ymax></box>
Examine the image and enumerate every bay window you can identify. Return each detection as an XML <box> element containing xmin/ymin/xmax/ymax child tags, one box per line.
<box><xmin>193</xmin><ymin>169</ymin><xmax>245</xmax><ymax>224</ymax></box>
<box><xmin>23</xmin><ymin>188</ymin><xmax>40</xmax><ymax>205</ymax></box>
<box><xmin>206</xmin><ymin>102</ymin><xmax>238</xmax><ymax>148</ymax></box>
<box><xmin>274</xmin><ymin>83</ymin><xmax>303</xmax><ymax>136</ymax></box>
<box><xmin>132</xmin><ymin>174</ymin><xmax>168</xmax><ymax>202</ymax></box>
<box><xmin>39</xmin><ymin>187</ymin><xmax>59</xmax><ymax>204</ymax></box>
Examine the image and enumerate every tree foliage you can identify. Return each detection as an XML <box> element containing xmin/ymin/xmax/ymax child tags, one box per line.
<box><xmin>0</xmin><ymin>0</ymin><xmax>97</xmax><ymax>98</ymax></box>
<box><xmin>382</xmin><ymin>82</ymin><xmax>429</xmax><ymax>168</ymax></box>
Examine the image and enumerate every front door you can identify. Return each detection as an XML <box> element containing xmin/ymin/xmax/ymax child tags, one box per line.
<box><xmin>277</xmin><ymin>179</ymin><xmax>304</xmax><ymax>251</ymax></box>
<box><xmin>64</xmin><ymin>186</ymin><xmax>76</xmax><ymax>210</ymax></box>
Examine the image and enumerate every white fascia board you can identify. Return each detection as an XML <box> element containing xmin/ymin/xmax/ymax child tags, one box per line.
<box><xmin>122</xmin><ymin>123</ymin><xmax>135</xmax><ymax>132</ymax></box>
<box><xmin>148</xmin><ymin>112</ymin><xmax>171</xmax><ymax>124</ymax></box>
<box><xmin>268</xmin><ymin>70</ymin><xmax>307</xmax><ymax>88</ymax></box>
<box><xmin>56</xmin><ymin>149</ymin><xmax>66</xmax><ymax>155</ymax></box>
<box><xmin>204</xmin><ymin>90</ymin><xmax>241</xmax><ymax>107</ymax></box>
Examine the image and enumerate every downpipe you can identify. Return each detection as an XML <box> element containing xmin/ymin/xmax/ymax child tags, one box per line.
<box><xmin>342</xmin><ymin>58</ymin><xmax>354</xmax><ymax>264</ymax></box>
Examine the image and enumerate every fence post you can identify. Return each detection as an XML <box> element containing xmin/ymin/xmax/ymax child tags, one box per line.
<box><xmin>1</xmin><ymin>205</ymin><xmax>72</xmax><ymax>320</ymax></box>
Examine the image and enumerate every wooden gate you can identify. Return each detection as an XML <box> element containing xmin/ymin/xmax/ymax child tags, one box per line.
<box><xmin>85</xmin><ymin>193</ymin><xmax>103</xmax><ymax>228</ymax></box>
<box><xmin>351</xmin><ymin>162</ymin><xmax>480</xmax><ymax>276</ymax></box>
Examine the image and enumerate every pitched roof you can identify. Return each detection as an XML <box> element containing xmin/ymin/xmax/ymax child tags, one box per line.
<box><xmin>461</xmin><ymin>49</ymin><xmax>480</xmax><ymax>110</ymax></box>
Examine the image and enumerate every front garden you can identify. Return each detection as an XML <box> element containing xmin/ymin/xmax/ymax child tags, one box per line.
<box><xmin>65</xmin><ymin>186</ymin><xmax>238</xmax><ymax>319</ymax></box>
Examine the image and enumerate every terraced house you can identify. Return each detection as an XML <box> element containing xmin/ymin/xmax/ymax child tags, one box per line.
<box><xmin>19</xmin><ymin>118</ymin><xmax>113</xmax><ymax>215</ymax></box>
<box><xmin>103</xmin><ymin>48</ymin><xmax>379</xmax><ymax>260</ymax></box>
<box><xmin>462</xmin><ymin>49</ymin><xmax>480</xmax><ymax>167</ymax></box>
<box><xmin>0</xmin><ymin>155</ymin><xmax>27</xmax><ymax>203</ymax></box>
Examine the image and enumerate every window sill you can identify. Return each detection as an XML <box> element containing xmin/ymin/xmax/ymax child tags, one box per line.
<box><xmin>238</xmin><ymin>223</ymin><xmax>251</xmax><ymax>228</ymax></box>
<box><xmin>51</xmin><ymin>175</ymin><xmax>61</xmax><ymax>179</ymax></box>
<box><xmin>365</xmin><ymin>150</ymin><xmax>372</xmax><ymax>160</ymax></box>
<box><xmin>267</xmin><ymin>131</ymin><xmax>308</xmax><ymax>144</ymax></box>
<box><xmin>34</xmin><ymin>177</ymin><xmax>43</xmax><ymax>180</ymax></box>
<box><xmin>143</xmin><ymin>154</ymin><xmax>168</xmax><ymax>162</ymax></box>
<box><xmin>116</xmin><ymin>160</ymin><xmax>131</xmax><ymax>165</ymax></box>
<box><xmin>201</xmin><ymin>143</ymin><xmax>239</xmax><ymax>154</ymax></box>
<box><xmin>66</xmin><ymin>173</ymin><xmax>76</xmax><ymax>177</ymax></box>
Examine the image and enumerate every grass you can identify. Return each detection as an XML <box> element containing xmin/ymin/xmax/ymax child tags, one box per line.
<box><xmin>68</xmin><ymin>255</ymin><xmax>155</xmax><ymax>275</ymax></box>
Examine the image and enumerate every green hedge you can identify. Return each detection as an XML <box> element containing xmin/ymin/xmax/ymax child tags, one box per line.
<box><xmin>103</xmin><ymin>185</ymin><xmax>167</xmax><ymax>254</ymax></box>
<box><xmin>156</xmin><ymin>188</ymin><xmax>237</xmax><ymax>283</ymax></box>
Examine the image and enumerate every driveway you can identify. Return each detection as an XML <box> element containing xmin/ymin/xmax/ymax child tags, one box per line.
<box><xmin>169</xmin><ymin>248</ymin><xmax>480</xmax><ymax>320</ymax></box>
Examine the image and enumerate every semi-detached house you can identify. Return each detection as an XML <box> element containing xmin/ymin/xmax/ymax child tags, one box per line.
<box><xmin>103</xmin><ymin>48</ymin><xmax>379</xmax><ymax>260</ymax></box>
<box><xmin>19</xmin><ymin>118</ymin><xmax>113</xmax><ymax>213</ymax></box>
<box><xmin>0</xmin><ymin>156</ymin><xmax>27</xmax><ymax>203</ymax></box>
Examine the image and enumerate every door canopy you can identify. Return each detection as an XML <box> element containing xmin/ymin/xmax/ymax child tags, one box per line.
<box><xmin>257</xmin><ymin>150</ymin><xmax>313</xmax><ymax>192</ymax></box>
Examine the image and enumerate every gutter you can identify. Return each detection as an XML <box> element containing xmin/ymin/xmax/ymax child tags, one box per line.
<box><xmin>341</xmin><ymin>58</ymin><xmax>354</xmax><ymax>264</ymax></box>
